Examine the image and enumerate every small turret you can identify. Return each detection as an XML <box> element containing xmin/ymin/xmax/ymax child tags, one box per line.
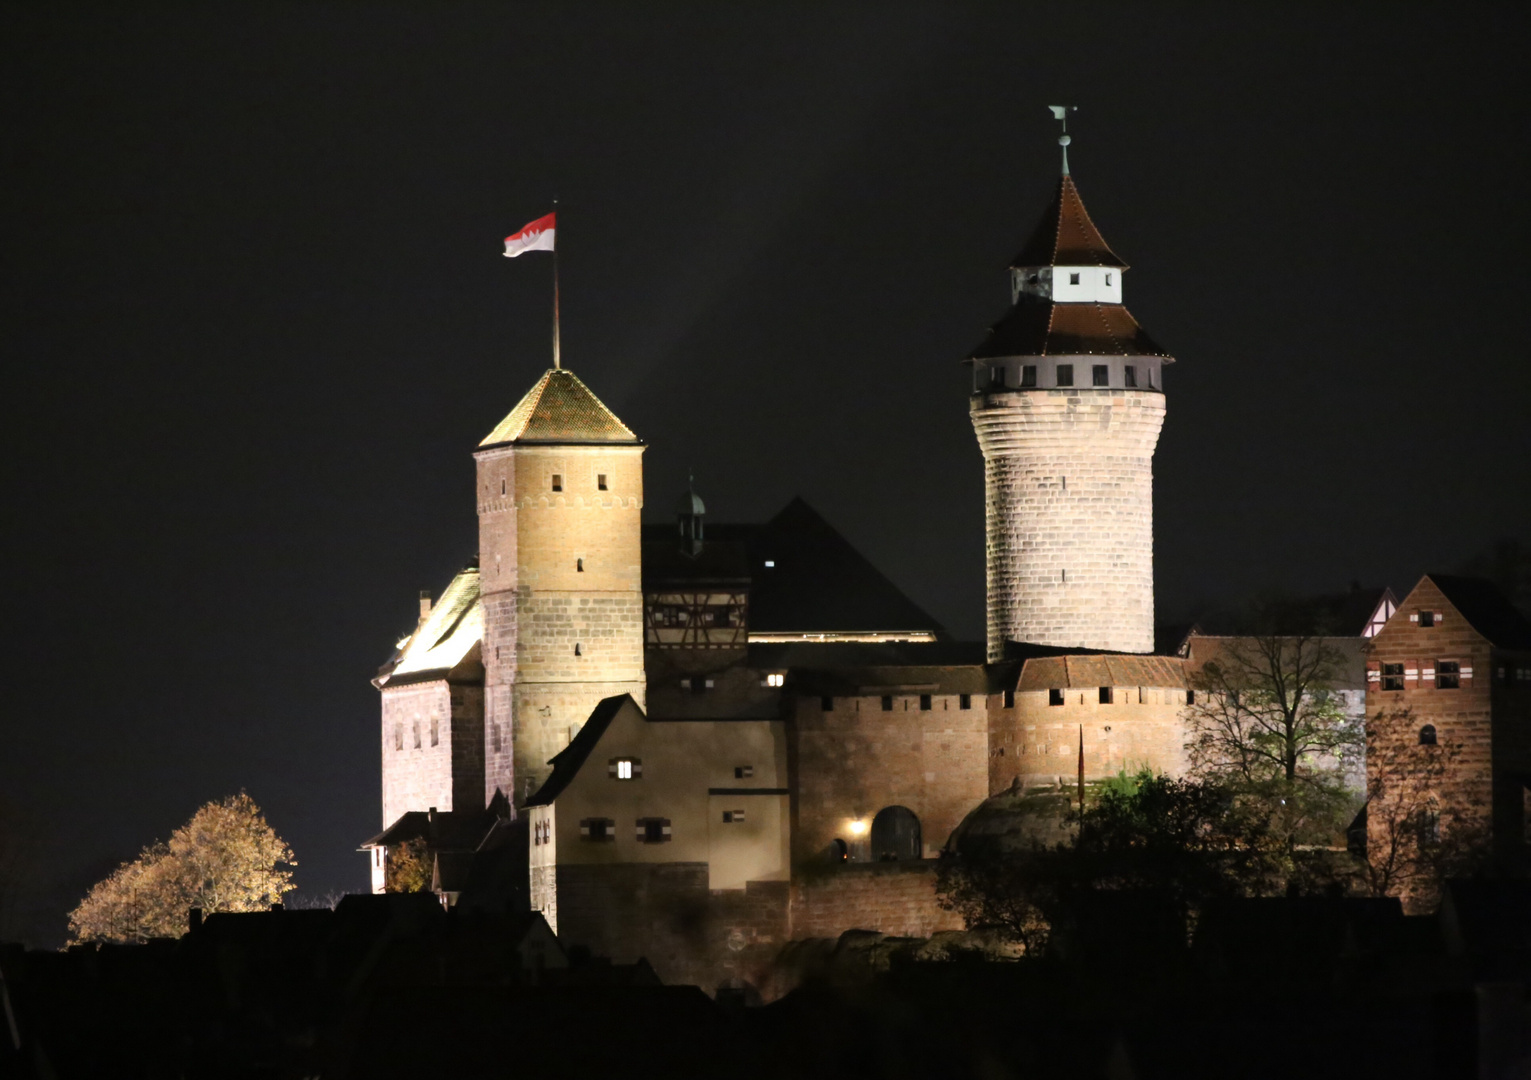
<box><xmin>677</xmin><ymin>474</ymin><xmax>705</xmax><ymax>556</ymax></box>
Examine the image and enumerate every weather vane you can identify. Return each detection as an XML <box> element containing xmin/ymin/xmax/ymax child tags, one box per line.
<box><xmin>1048</xmin><ymin>105</ymin><xmax>1077</xmax><ymax>175</ymax></box>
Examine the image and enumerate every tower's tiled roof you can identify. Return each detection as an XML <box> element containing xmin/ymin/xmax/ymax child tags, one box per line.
<box><xmin>970</xmin><ymin>299</ymin><xmax>1171</xmax><ymax>359</ymax></box>
<box><xmin>1010</xmin><ymin>175</ymin><xmax>1127</xmax><ymax>269</ymax></box>
<box><xmin>480</xmin><ymin>368</ymin><xmax>639</xmax><ymax>447</ymax></box>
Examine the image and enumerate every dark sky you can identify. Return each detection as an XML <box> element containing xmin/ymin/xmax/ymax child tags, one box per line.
<box><xmin>2</xmin><ymin>5</ymin><xmax>1527</xmax><ymax>941</ymax></box>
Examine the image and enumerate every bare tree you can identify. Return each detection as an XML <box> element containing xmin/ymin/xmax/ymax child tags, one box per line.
<box><xmin>68</xmin><ymin>793</ymin><xmax>295</xmax><ymax>944</ymax></box>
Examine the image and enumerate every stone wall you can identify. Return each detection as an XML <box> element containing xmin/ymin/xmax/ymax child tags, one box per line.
<box><xmin>971</xmin><ymin>387</ymin><xmax>1164</xmax><ymax>658</ymax></box>
<box><xmin>380</xmin><ymin>680</ymin><xmax>469</xmax><ymax>827</ymax></box>
<box><xmin>790</xmin><ymin>862</ymin><xmax>961</xmax><ymax>940</ymax></box>
<box><xmin>789</xmin><ymin>692</ymin><xmax>989</xmax><ymax>861</ymax></box>
<box><xmin>555</xmin><ymin>862</ymin><xmax>789</xmax><ymax>993</ymax></box>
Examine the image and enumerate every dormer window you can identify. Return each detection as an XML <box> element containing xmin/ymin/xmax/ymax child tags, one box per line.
<box><xmin>1069</xmin><ymin>272</ymin><xmax>1080</xmax><ymax>285</ymax></box>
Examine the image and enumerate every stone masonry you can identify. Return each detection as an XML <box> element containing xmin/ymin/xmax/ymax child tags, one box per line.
<box><xmin>379</xmin><ymin>679</ymin><xmax>484</xmax><ymax>828</ymax></box>
<box><xmin>972</xmin><ymin>387</ymin><xmax>1164</xmax><ymax>658</ymax></box>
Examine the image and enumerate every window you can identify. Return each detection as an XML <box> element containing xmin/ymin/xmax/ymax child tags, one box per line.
<box><xmin>551</xmin><ymin>474</ymin><xmax>563</xmax><ymax>492</ymax></box>
<box><xmin>763</xmin><ymin>560</ymin><xmax>775</xmax><ymax>568</ymax></box>
<box><xmin>579</xmin><ymin>818</ymin><xmax>615</xmax><ymax>842</ymax></box>
<box><xmin>1099</xmin><ymin>686</ymin><xmax>1113</xmax><ymax>704</ymax></box>
<box><xmin>1021</xmin><ymin>365</ymin><xmax>1037</xmax><ymax>387</ymax></box>
<box><xmin>764</xmin><ymin>672</ymin><xmax>785</xmax><ymax>688</ymax></box>
<box><xmin>1382</xmin><ymin>663</ymin><xmax>1405</xmax><ymax>691</ymax></box>
<box><xmin>1148</xmin><ymin>369</ymin><xmax>1155</xmax><ymax>389</ymax></box>
<box><xmin>820</xmin><ymin>695</ymin><xmax>833</xmax><ymax>711</ymax></box>
<box><xmin>1092</xmin><ymin>365</ymin><xmax>1109</xmax><ymax>387</ymax></box>
<box><xmin>1105</xmin><ymin>273</ymin><xmax>1112</xmax><ymax>285</ymax></box>
<box><xmin>574</xmin><ymin>643</ymin><xmax>582</xmax><ymax>656</ymax></box>
<box><xmin>1049</xmin><ymin>689</ymin><xmax>1065</xmax><ymax>706</ymax></box>
<box><xmin>576</xmin><ymin>558</ymin><xmax>584</xmax><ymax>572</ymax></box>
<box><xmin>491</xmin><ymin>723</ymin><xmax>502</xmax><ymax>753</ymax></box>
<box><xmin>500</xmin><ymin>479</ymin><xmax>506</xmax><ymax>495</ymax></box>
<box><xmin>393</xmin><ymin>725</ymin><xmax>403</xmax><ymax>751</ymax></box>
<box><xmin>1056</xmin><ymin>364</ymin><xmax>1074</xmax><ymax>387</ymax></box>
<box><xmin>1004</xmin><ymin>689</ymin><xmax>1016</xmax><ymax>709</ymax></box>
<box><xmin>430</xmin><ymin>718</ymin><xmax>439</xmax><ymax>747</ymax></box>
<box><xmin>1124</xmin><ymin>365</ymin><xmax>1136</xmax><ymax>388</ymax></box>
<box><xmin>1186</xmin><ymin>689</ymin><xmax>1196</xmax><ymax>705</ymax></box>
<box><xmin>881</xmin><ymin>695</ymin><xmax>894</xmax><ymax>712</ymax></box>
<box><xmin>1069</xmin><ymin>272</ymin><xmax>1081</xmax><ymax>285</ymax></box>
<box><xmin>1417</xmin><ymin>610</ymin><xmax>1436</xmax><ymax>628</ymax></box>
<box><xmin>1437</xmin><ymin>660</ymin><xmax>1460</xmax><ymax>690</ymax></box>
<box><xmin>723</xmin><ymin>809</ymin><xmax>746</xmax><ymax>823</ymax></box>
<box><xmin>735</xmin><ymin>765</ymin><xmax>754</xmax><ymax>779</ymax></box>
<box><xmin>689</xmin><ymin>676</ymin><xmax>713</xmax><ymax>695</ymax></box>
<box><xmin>959</xmin><ymin>694</ymin><xmax>972</xmax><ymax>710</ymax></box>
<box><xmin>1419</xmin><ymin>724</ymin><xmax>1438</xmax><ymax>746</ymax></box>
<box><xmin>609</xmin><ymin>757</ymin><xmax>642</xmax><ymax>780</ymax></box>
<box><xmin>919</xmin><ymin>694</ymin><xmax>932</xmax><ymax>711</ymax></box>
<box><xmin>988</xmin><ymin>366</ymin><xmax>1004</xmax><ymax>388</ymax></box>
<box><xmin>597</xmin><ymin>473</ymin><xmax>608</xmax><ymax>491</ymax></box>
<box><xmin>636</xmin><ymin>817</ymin><xmax>672</xmax><ymax>843</ymax></box>
<box><xmin>412</xmin><ymin>723</ymin><xmax>421</xmax><ymax>749</ymax></box>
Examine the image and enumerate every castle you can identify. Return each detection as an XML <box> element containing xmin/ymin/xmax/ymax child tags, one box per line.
<box><xmin>363</xmin><ymin>145</ymin><xmax>1531</xmax><ymax>989</ymax></box>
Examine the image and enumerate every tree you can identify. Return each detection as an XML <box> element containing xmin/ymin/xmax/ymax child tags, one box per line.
<box><xmin>384</xmin><ymin>837</ymin><xmax>432</xmax><ymax>894</ymax></box>
<box><xmin>68</xmin><ymin>793</ymin><xmax>295</xmax><ymax>944</ymax></box>
<box><xmin>937</xmin><ymin>775</ymin><xmax>1280</xmax><ymax>954</ymax></box>
<box><xmin>1184</xmin><ymin>625</ymin><xmax>1364</xmax><ymax>855</ymax></box>
<box><xmin>1359</xmin><ymin>707</ymin><xmax>1490</xmax><ymax>909</ymax></box>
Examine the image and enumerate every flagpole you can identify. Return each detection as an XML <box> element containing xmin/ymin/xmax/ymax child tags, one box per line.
<box><xmin>552</xmin><ymin>199</ymin><xmax>561</xmax><ymax>369</ymax></box>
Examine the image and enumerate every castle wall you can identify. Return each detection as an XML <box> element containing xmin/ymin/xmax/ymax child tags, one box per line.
<box><xmin>972</xmin><ymin>387</ymin><xmax>1164</xmax><ymax>658</ymax></box>
<box><xmin>379</xmin><ymin>680</ymin><xmax>473</xmax><ymax>827</ymax></box>
<box><xmin>986</xmin><ymin>686</ymin><xmax>1190</xmax><ymax>794</ymax></box>
<box><xmin>789</xmin><ymin>862</ymin><xmax>961</xmax><ymax>940</ymax></box>
<box><xmin>789</xmin><ymin>692</ymin><xmax>988</xmax><ymax>861</ymax></box>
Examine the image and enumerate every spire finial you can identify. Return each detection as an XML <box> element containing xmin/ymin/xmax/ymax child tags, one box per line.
<box><xmin>1047</xmin><ymin>105</ymin><xmax>1077</xmax><ymax>176</ymax></box>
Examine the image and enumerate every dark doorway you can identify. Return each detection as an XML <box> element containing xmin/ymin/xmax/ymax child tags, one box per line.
<box><xmin>870</xmin><ymin>806</ymin><xmax>921</xmax><ymax>861</ymax></box>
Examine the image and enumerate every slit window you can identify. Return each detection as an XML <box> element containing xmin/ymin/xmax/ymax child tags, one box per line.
<box><xmin>574</xmin><ymin>643</ymin><xmax>582</xmax><ymax>656</ymax></box>
<box><xmin>1049</xmin><ymin>689</ymin><xmax>1065</xmax><ymax>707</ymax></box>
<box><xmin>1382</xmin><ymin>663</ymin><xmax>1405</xmax><ymax>691</ymax></box>
<box><xmin>609</xmin><ymin>757</ymin><xmax>642</xmax><ymax>780</ymax></box>
<box><xmin>1124</xmin><ymin>366</ymin><xmax>1137</xmax><ymax>388</ymax></box>
<box><xmin>597</xmin><ymin>473</ymin><xmax>608</xmax><ymax>491</ymax></box>
<box><xmin>500</xmin><ymin>479</ymin><xmax>506</xmax><ymax>495</ymax></box>
<box><xmin>1056</xmin><ymin>364</ymin><xmax>1074</xmax><ymax>387</ymax></box>
<box><xmin>1021</xmin><ymin>365</ymin><xmax>1037</xmax><ymax>387</ymax></box>
<box><xmin>1437</xmin><ymin>660</ymin><xmax>1460</xmax><ymax>690</ymax></box>
<box><xmin>1092</xmin><ymin>365</ymin><xmax>1109</xmax><ymax>387</ymax></box>
<box><xmin>551</xmin><ymin>474</ymin><xmax>562</xmax><ymax>492</ymax></box>
<box><xmin>576</xmin><ymin>558</ymin><xmax>584</xmax><ymax>572</ymax></box>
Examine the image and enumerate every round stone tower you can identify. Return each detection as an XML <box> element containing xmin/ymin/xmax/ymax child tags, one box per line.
<box><xmin>475</xmin><ymin>368</ymin><xmax>647</xmax><ymax>806</ymax></box>
<box><xmin>968</xmin><ymin>159</ymin><xmax>1173</xmax><ymax>660</ymax></box>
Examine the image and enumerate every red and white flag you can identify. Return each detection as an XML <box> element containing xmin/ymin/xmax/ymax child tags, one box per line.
<box><xmin>503</xmin><ymin>212</ymin><xmax>555</xmax><ymax>257</ymax></box>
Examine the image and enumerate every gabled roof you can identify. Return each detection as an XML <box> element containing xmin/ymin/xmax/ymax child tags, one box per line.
<box><xmin>1010</xmin><ymin>175</ymin><xmax>1127</xmax><ymax>269</ymax></box>
<box><xmin>970</xmin><ymin>298</ymin><xmax>1171</xmax><ymax>360</ymax></box>
<box><xmin>526</xmin><ymin>694</ymin><xmax>637</xmax><ymax>807</ymax></box>
<box><xmin>1016</xmin><ymin>653</ymin><xmax>1187</xmax><ymax>692</ymax></box>
<box><xmin>1425</xmin><ymin>574</ymin><xmax>1531</xmax><ymax>649</ymax></box>
<box><xmin>479</xmin><ymin>368</ymin><xmax>639</xmax><ymax>447</ymax></box>
<box><xmin>376</xmin><ymin>566</ymin><xmax>483</xmax><ymax>687</ymax></box>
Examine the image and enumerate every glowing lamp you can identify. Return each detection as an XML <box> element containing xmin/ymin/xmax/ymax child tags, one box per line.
<box><xmin>848</xmin><ymin>819</ymin><xmax>867</xmax><ymax>836</ymax></box>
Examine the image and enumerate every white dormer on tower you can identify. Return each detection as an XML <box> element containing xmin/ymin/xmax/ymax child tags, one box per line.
<box><xmin>1010</xmin><ymin>264</ymin><xmax>1123</xmax><ymax>304</ymax></box>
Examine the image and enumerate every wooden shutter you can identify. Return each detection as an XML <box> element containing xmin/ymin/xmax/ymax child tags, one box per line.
<box><xmin>1460</xmin><ymin>660</ymin><xmax>1474</xmax><ymax>688</ymax></box>
<box><xmin>1405</xmin><ymin>659</ymin><xmax>1419</xmax><ymax>686</ymax></box>
<box><xmin>1366</xmin><ymin>660</ymin><xmax>1380</xmax><ymax>686</ymax></box>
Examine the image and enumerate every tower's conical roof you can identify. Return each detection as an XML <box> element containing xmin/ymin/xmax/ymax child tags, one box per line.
<box><xmin>1010</xmin><ymin>175</ymin><xmax>1127</xmax><ymax>269</ymax></box>
<box><xmin>479</xmin><ymin>368</ymin><xmax>640</xmax><ymax>447</ymax></box>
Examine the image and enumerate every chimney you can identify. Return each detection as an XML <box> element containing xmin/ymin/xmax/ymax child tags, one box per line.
<box><xmin>418</xmin><ymin>590</ymin><xmax>433</xmax><ymax>624</ymax></box>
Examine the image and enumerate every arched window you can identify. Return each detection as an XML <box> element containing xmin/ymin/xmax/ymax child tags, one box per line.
<box><xmin>870</xmin><ymin>806</ymin><xmax>922</xmax><ymax>862</ymax></box>
<box><xmin>1419</xmin><ymin>724</ymin><xmax>1437</xmax><ymax>746</ymax></box>
<box><xmin>826</xmin><ymin>838</ymin><xmax>848</xmax><ymax>863</ymax></box>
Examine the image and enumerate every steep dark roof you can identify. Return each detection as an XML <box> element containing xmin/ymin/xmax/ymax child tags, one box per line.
<box><xmin>1011</xmin><ymin>175</ymin><xmax>1127</xmax><ymax>268</ymax></box>
<box><xmin>970</xmin><ymin>297</ymin><xmax>1170</xmax><ymax>360</ymax></box>
<box><xmin>361</xmin><ymin>808</ymin><xmax>497</xmax><ymax>851</ymax></box>
<box><xmin>642</xmin><ymin>498</ymin><xmax>947</xmax><ymax>638</ymax></box>
<box><xmin>642</xmin><ymin>537</ymin><xmax>751</xmax><ymax>586</ymax></box>
<box><xmin>526</xmin><ymin>694</ymin><xmax>634</xmax><ymax>807</ymax></box>
<box><xmin>479</xmin><ymin>368</ymin><xmax>639</xmax><ymax>447</ymax></box>
<box><xmin>1428</xmin><ymin>574</ymin><xmax>1531</xmax><ymax>649</ymax></box>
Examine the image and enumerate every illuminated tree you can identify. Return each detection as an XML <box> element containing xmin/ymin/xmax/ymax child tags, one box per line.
<box><xmin>68</xmin><ymin>793</ymin><xmax>295</xmax><ymax>944</ymax></box>
<box><xmin>383</xmin><ymin>836</ymin><xmax>432</xmax><ymax>894</ymax></box>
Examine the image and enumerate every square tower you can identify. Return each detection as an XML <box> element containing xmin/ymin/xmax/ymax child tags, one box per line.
<box><xmin>475</xmin><ymin>368</ymin><xmax>647</xmax><ymax>807</ymax></box>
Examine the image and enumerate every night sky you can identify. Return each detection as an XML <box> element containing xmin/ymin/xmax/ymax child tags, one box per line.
<box><xmin>2</xmin><ymin>5</ymin><xmax>1527</xmax><ymax>942</ymax></box>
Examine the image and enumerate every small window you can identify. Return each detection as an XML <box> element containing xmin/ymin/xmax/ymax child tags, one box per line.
<box><xmin>765</xmin><ymin>673</ymin><xmax>785</xmax><ymax>688</ymax></box>
<box><xmin>959</xmin><ymin>694</ymin><xmax>971</xmax><ymax>710</ymax></box>
<box><xmin>828</xmin><ymin>838</ymin><xmax>849</xmax><ymax>862</ymax></box>
<box><xmin>1021</xmin><ymin>365</ymin><xmax>1037</xmax><ymax>387</ymax></box>
<box><xmin>636</xmin><ymin>817</ymin><xmax>672</xmax><ymax>843</ymax></box>
<box><xmin>1049</xmin><ymin>689</ymin><xmax>1065</xmax><ymax>707</ymax></box>
<box><xmin>1092</xmin><ymin>365</ymin><xmax>1109</xmax><ymax>387</ymax></box>
<box><xmin>1105</xmin><ymin>273</ymin><xmax>1112</xmax><ymax>285</ymax></box>
<box><xmin>919</xmin><ymin>694</ymin><xmax>932</xmax><ymax>711</ymax></box>
<box><xmin>735</xmin><ymin>765</ymin><xmax>754</xmax><ymax>779</ymax></box>
<box><xmin>1004</xmin><ymin>690</ymin><xmax>1015</xmax><ymax>709</ymax></box>
<box><xmin>1186</xmin><ymin>689</ymin><xmax>1196</xmax><ymax>705</ymax></box>
<box><xmin>610</xmin><ymin>757</ymin><xmax>642</xmax><ymax>780</ymax></box>
<box><xmin>1148</xmin><ymin>369</ymin><xmax>1155</xmax><ymax>389</ymax></box>
<box><xmin>723</xmin><ymin>809</ymin><xmax>746</xmax><ymax>823</ymax></box>
<box><xmin>500</xmin><ymin>479</ymin><xmax>506</xmax><ymax>495</ymax></box>
<box><xmin>1382</xmin><ymin>663</ymin><xmax>1405</xmax><ymax>691</ymax></box>
<box><xmin>988</xmin><ymin>366</ymin><xmax>1004</xmax><ymax>388</ymax></box>
<box><xmin>820</xmin><ymin>695</ymin><xmax>833</xmax><ymax>711</ymax></box>
<box><xmin>1418</xmin><ymin>610</ymin><xmax>1436</xmax><ymax>628</ymax></box>
<box><xmin>574</xmin><ymin>643</ymin><xmax>582</xmax><ymax>656</ymax></box>
<box><xmin>1419</xmin><ymin>724</ymin><xmax>1438</xmax><ymax>746</ymax></box>
<box><xmin>1056</xmin><ymin>364</ymin><xmax>1074</xmax><ymax>387</ymax></box>
<box><xmin>1069</xmin><ymin>272</ymin><xmax>1081</xmax><ymax>285</ymax></box>
<box><xmin>1099</xmin><ymin>686</ymin><xmax>1113</xmax><ymax>704</ymax></box>
<box><xmin>763</xmin><ymin>560</ymin><xmax>775</xmax><ymax>568</ymax></box>
<box><xmin>579</xmin><ymin>818</ymin><xmax>616</xmax><ymax>842</ymax></box>
<box><xmin>881</xmin><ymin>695</ymin><xmax>894</xmax><ymax>712</ymax></box>
<box><xmin>412</xmin><ymin>723</ymin><xmax>421</xmax><ymax>749</ymax></box>
<box><xmin>689</xmin><ymin>676</ymin><xmax>713</xmax><ymax>695</ymax></box>
<box><xmin>393</xmin><ymin>725</ymin><xmax>403</xmax><ymax>751</ymax></box>
<box><xmin>576</xmin><ymin>558</ymin><xmax>584</xmax><ymax>572</ymax></box>
<box><xmin>430</xmin><ymin>717</ymin><xmax>439</xmax><ymax>747</ymax></box>
<box><xmin>551</xmin><ymin>474</ymin><xmax>563</xmax><ymax>492</ymax></box>
<box><xmin>1124</xmin><ymin>365</ymin><xmax>1137</xmax><ymax>388</ymax></box>
<box><xmin>1437</xmin><ymin>660</ymin><xmax>1460</xmax><ymax>690</ymax></box>
<box><xmin>597</xmin><ymin>473</ymin><xmax>608</xmax><ymax>491</ymax></box>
